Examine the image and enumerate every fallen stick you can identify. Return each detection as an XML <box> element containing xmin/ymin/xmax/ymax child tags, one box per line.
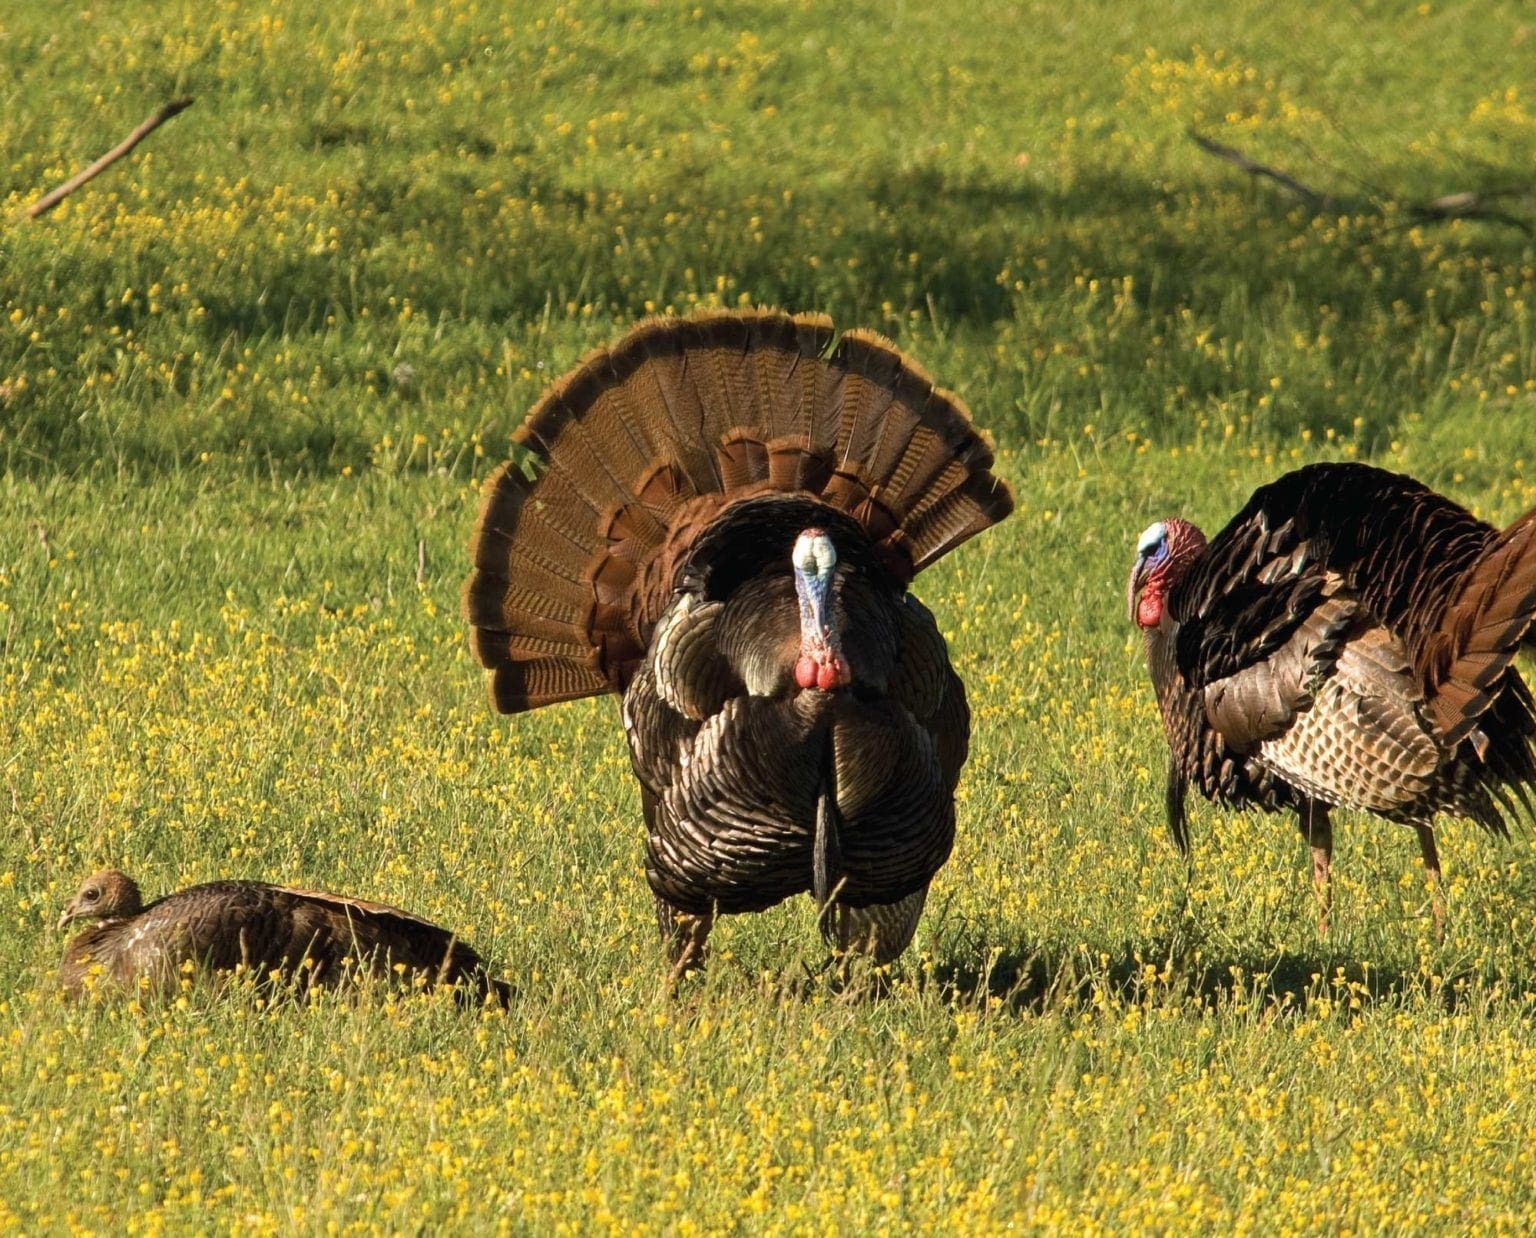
<box><xmin>1188</xmin><ymin>128</ymin><xmax>1532</xmax><ymax>235</ymax></box>
<box><xmin>1188</xmin><ymin>130</ymin><xmax>1348</xmax><ymax>212</ymax></box>
<box><xmin>28</xmin><ymin>96</ymin><xmax>194</xmax><ymax>219</ymax></box>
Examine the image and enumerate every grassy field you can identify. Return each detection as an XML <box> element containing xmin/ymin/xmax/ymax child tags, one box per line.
<box><xmin>4</xmin><ymin>0</ymin><xmax>1536</xmax><ymax>1230</ymax></box>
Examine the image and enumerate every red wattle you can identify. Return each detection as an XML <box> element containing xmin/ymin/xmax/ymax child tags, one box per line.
<box><xmin>794</xmin><ymin>656</ymin><xmax>819</xmax><ymax>689</ymax></box>
<box><xmin>817</xmin><ymin>661</ymin><xmax>839</xmax><ymax>692</ymax></box>
<box><xmin>1136</xmin><ymin>585</ymin><xmax>1164</xmax><ymax>629</ymax></box>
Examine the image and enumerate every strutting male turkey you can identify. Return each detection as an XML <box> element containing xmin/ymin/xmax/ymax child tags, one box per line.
<box><xmin>1129</xmin><ymin>462</ymin><xmax>1536</xmax><ymax>933</ymax></box>
<box><xmin>57</xmin><ymin>870</ymin><xmax>510</xmax><ymax>1003</ymax></box>
<box><xmin>464</xmin><ymin>310</ymin><xmax>1013</xmax><ymax>971</ymax></box>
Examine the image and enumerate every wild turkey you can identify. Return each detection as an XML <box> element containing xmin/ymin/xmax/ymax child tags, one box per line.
<box><xmin>1129</xmin><ymin>461</ymin><xmax>1536</xmax><ymax>933</ymax></box>
<box><xmin>57</xmin><ymin>869</ymin><xmax>510</xmax><ymax>1004</ymax></box>
<box><xmin>464</xmin><ymin>309</ymin><xmax>1013</xmax><ymax>971</ymax></box>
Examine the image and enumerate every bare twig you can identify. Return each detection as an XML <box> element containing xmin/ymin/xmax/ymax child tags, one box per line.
<box><xmin>29</xmin><ymin>97</ymin><xmax>194</xmax><ymax>219</ymax></box>
<box><xmin>1188</xmin><ymin>130</ymin><xmax>1349</xmax><ymax>212</ymax></box>
<box><xmin>416</xmin><ymin>538</ymin><xmax>428</xmax><ymax>587</ymax></box>
<box><xmin>1188</xmin><ymin>128</ymin><xmax>1532</xmax><ymax>235</ymax></box>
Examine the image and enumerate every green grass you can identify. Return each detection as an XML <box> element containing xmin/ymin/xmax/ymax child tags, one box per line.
<box><xmin>3</xmin><ymin>0</ymin><xmax>1536</xmax><ymax>1230</ymax></box>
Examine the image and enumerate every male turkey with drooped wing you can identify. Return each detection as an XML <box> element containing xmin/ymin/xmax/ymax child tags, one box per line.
<box><xmin>1129</xmin><ymin>462</ymin><xmax>1536</xmax><ymax>934</ymax></box>
<box><xmin>464</xmin><ymin>310</ymin><xmax>1013</xmax><ymax>971</ymax></box>
<box><xmin>57</xmin><ymin>870</ymin><xmax>510</xmax><ymax>1003</ymax></box>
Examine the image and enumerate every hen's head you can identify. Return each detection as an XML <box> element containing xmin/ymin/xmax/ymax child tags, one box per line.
<box><xmin>1128</xmin><ymin>518</ymin><xmax>1206</xmax><ymax>629</ymax></box>
<box><xmin>58</xmin><ymin>870</ymin><xmax>143</xmax><ymax>931</ymax></box>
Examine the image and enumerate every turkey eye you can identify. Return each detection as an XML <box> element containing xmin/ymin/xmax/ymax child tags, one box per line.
<box><xmin>83</xmin><ymin>888</ymin><xmax>99</xmax><ymax>902</ymax></box>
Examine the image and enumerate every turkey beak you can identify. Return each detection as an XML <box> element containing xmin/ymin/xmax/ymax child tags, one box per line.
<box><xmin>1127</xmin><ymin>555</ymin><xmax>1148</xmax><ymax>625</ymax></box>
<box><xmin>57</xmin><ymin>902</ymin><xmax>78</xmax><ymax>932</ymax></box>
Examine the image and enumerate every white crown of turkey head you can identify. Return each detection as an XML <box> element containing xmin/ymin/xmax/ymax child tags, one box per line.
<box><xmin>1130</xmin><ymin>462</ymin><xmax>1536</xmax><ymax>938</ymax></box>
<box><xmin>791</xmin><ymin>528</ymin><xmax>834</xmax><ymax>574</ymax></box>
<box><xmin>463</xmin><ymin>309</ymin><xmax>1013</xmax><ymax>974</ymax></box>
<box><xmin>57</xmin><ymin>870</ymin><xmax>511</xmax><ymax>1006</ymax></box>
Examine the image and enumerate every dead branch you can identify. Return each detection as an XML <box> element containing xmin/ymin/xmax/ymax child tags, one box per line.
<box><xmin>1188</xmin><ymin>131</ymin><xmax>1351</xmax><ymax>212</ymax></box>
<box><xmin>29</xmin><ymin>97</ymin><xmax>194</xmax><ymax>219</ymax></box>
<box><xmin>1188</xmin><ymin>128</ymin><xmax>1532</xmax><ymax>235</ymax></box>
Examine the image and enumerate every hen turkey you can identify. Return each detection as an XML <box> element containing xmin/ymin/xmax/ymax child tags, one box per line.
<box><xmin>58</xmin><ymin>870</ymin><xmax>509</xmax><ymax>1003</ymax></box>
<box><xmin>1129</xmin><ymin>462</ymin><xmax>1536</xmax><ymax>932</ymax></box>
<box><xmin>464</xmin><ymin>309</ymin><xmax>1013</xmax><ymax>970</ymax></box>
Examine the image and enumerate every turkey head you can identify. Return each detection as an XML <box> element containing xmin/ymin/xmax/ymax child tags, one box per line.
<box><xmin>57</xmin><ymin>869</ymin><xmax>143</xmax><ymax>929</ymax></box>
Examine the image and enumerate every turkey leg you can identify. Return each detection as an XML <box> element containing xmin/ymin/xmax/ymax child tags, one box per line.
<box><xmin>1414</xmin><ymin>824</ymin><xmax>1445</xmax><ymax>940</ymax></box>
<box><xmin>1296</xmin><ymin>801</ymin><xmax>1333</xmax><ymax>936</ymax></box>
<box><xmin>655</xmin><ymin>896</ymin><xmax>713</xmax><ymax>982</ymax></box>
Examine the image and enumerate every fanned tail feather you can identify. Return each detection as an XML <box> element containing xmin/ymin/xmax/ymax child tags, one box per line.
<box><xmin>1425</xmin><ymin>514</ymin><xmax>1536</xmax><ymax>746</ymax></box>
<box><xmin>465</xmin><ymin>309</ymin><xmax>1014</xmax><ymax>714</ymax></box>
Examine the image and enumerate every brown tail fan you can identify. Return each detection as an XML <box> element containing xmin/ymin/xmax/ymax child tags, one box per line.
<box><xmin>465</xmin><ymin>309</ymin><xmax>1014</xmax><ymax>714</ymax></box>
<box><xmin>1425</xmin><ymin>514</ymin><xmax>1536</xmax><ymax>746</ymax></box>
